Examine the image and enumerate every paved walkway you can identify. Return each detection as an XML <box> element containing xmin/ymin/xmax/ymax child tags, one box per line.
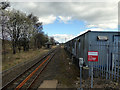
<box><xmin>38</xmin><ymin>80</ymin><xmax>58</xmax><ymax>88</ymax></box>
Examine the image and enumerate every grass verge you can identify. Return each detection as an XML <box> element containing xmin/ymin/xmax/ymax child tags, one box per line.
<box><xmin>2</xmin><ymin>46</ymin><xmax>56</xmax><ymax>71</ymax></box>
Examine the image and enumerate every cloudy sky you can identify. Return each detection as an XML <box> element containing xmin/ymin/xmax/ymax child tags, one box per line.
<box><xmin>7</xmin><ymin>0</ymin><xmax>119</xmax><ymax>43</ymax></box>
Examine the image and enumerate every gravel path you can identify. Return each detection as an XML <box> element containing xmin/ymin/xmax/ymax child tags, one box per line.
<box><xmin>31</xmin><ymin>46</ymin><xmax>79</xmax><ymax>89</ymax></box>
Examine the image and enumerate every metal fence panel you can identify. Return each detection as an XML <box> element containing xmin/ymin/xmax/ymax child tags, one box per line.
<box><xmin>89</xmin><ymin>41</ymin><xmax>120</xmax><ymax>82</ymax></box>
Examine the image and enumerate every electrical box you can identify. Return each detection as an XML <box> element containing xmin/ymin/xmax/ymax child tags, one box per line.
<box><xmin>79</xmin><ymin>58</ymin><xmax>83</xmax><ymax>67</ymax></box>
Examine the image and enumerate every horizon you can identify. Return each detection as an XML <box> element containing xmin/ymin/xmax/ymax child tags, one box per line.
<box><xmin>1</xmin><ymin>1</ymin><xmax>119</xmax><ymax>43</ymax></box>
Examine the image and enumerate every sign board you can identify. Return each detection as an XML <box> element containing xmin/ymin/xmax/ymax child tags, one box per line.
<box><xmin>88</xmin><ymin>51</ymin><xmax>98</xmax><ymax>62</ymax></box>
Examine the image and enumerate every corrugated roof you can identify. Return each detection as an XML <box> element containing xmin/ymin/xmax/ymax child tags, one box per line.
<box><xmin>65</xmin><ymin>30</ymin><xmax>120</xmax><ymax>43</ymax></box>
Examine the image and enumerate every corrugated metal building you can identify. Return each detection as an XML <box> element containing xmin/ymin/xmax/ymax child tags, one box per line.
<box><xmin>65</xmin><ymin>30</ymin><xmax>120</xmax><ymax>68</ymax></box>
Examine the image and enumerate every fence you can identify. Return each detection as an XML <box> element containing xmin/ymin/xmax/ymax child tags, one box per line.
<box><xmin>88</xmin><ymin>41</ymin><xmax>120</xmax><ymax>82</ymax></box>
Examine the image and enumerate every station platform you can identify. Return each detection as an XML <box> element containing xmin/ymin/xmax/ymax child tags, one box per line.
<box><xmin>38</xmin><ymin>80</ymin><xmax>58</xmax><ymax>89</ymax></box>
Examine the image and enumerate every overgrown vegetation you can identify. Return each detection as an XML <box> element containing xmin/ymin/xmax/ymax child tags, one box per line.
<box><xmin>2</xmin><ymin>47</ymin><xmax>49</xmax><ymax>70</ymax></box>
<box><xmin>0</xmin><ymin>2</ymin><xmax>58</xmax><ymax>71</ymax></box>
<box><xmin>0</xmin><ymin>2</ymin><xmax>56</xmax><ymax>61</ymax></box>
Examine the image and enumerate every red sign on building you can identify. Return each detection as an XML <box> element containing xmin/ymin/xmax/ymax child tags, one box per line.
<box><xmin>88</xmin><ymin>51</ymin><xmax>98</xmax><ymax>62</ymax></box>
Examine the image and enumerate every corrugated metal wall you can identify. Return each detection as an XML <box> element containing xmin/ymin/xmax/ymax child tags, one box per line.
<box><xmin>65</xmin><ymin>31</ymin><xmax>119</xmax><ymax>67</ymax></box>
<box><xmin>64</xmin><ymin>31</ymin><xmax>120</xmax><ymax>82</ymax></box>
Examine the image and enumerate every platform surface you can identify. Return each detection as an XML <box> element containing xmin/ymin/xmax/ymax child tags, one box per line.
<box><xmin>38</xmin><ymin>80</ymin><xmax>58</xmax><ymax>88</ymax></box>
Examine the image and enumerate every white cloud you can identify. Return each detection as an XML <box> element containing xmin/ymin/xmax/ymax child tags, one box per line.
<box><xmin>9</xmin><ymin>2</ymin><xmax>118</xmax><ymax>29</ymax></box>
<box><xmin>7</xmin><ymin>0</ymin><xmax>120</xmax><ymax>2</ymax></box>
<box><xmin>87</xmin><ymin>23</ymin><xmax>118</xmax><ymax>29</ymax></box>
<box><xmin>78</xmin><ymin>28</ymin><xmax>107</xmax><ymax>36</ymax></box>
<box><xmin>27</xmin><ymin>2</ymin><xmax>37</xmax><ymax>8</ymax></box>
<box><xmin>52</xmin><ymin>26</ymin><xmax>118</xmax><ymax>43</ymax></box>
<box><xmin>58</xmin><ymin>16</ymin><xmax>72</xmax><ymax>23</ymax></box>
<box><xmin>98</xmin><ymin>23</ymin><xmax>117</xmax><ymax>29</ymax></box>
<box><xmin>52</xmin><ymin>27</ymin><xmax>107</xmax><ymax>43</ymax></box>
<box><xmin>88</xmin><ymin>28</ymin><xmax>104</xmax><ymax>31</ymax></box>
<box><xmin>52</xmin><ymin>34</ymin><xmax>75</xmax><ymax>43</ymax></box>
<box><xmin>38</xmin><ymin>15</ymin><xmax>57</xmax><ymax>25</ymax></box>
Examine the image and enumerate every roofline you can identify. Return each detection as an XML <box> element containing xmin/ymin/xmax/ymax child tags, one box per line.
<box><xmin>65</xmin><ymin>30</ymin><xmax>120</xmax><ymax>43</ymax></box>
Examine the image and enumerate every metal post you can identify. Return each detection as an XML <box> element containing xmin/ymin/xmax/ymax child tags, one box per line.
<box><xmin>98</xmin><ymin>44</ymin><xmax>100</xmax><ymax>76</ymax></box>
<box><xmin>102</xmin><ymin>46</ymin><xmax>104</xmax><ymax>77</ymax></box>
<box><xmin>104</xmin><ymin>43</ymin><xmax>107</xmax><ymax>77</ymax></box>
<box><xmin>106</xmin><ymin>44</ymin><xmax>109</xmax><ymax>80</ymax></box>
<box><xmin>91</xmin><ymin>62</ymin><xmax>93</xmax><ymax>88</ymax></box>
<box><xmin>117</xmin><ymin>56</ymin><xmax>119</xmax><ymax>82</ymax></box>
<box><xmin>89</xmin><ymin>62</ymin><xmax>91</xmax><ymax>78</ymax></box>
<box><xmin>80</xmin><ymin>66</ymin><xmax>82</xmax><ymax>89</ymax></box>
<box><xmin>103</xmin><ymin>42</ymin><xmax>105</xmax><ymax>77</ymax></box>
<box><xmin>97</xmin><ymin>52</ymin><xmax>100</xmax><ymax>75</ymax></box>
<box><xmin>108</xmin><ymin>43</ymin><xmax>111</xmax><ymax>79</ymax></box>
<box><xmin>100</xmin><ymin>42</ymin><xmax>101</xmax><ymax>77</ymax></box>
<box><xmin>112</xmin><ymin>54</ymin><xmax>114</xmax><ymax>80</ymax></box>
<box><xmin>108</xmin><ymin>43</ymin><xmax>112</xmax><ymax>79</ymax></box>
<box><xmin>117</xmin><ymin>42</ymin><xmax>119</xmax><ymax>82</ymax></box>
<box><xmin>114</xmin><ymin>54</ymin><xmax>116</xmax><ymax>80</ymax></box>
<box><xmin>79</xmin><ymin>58</ymin><xmax>83</xmax><ymax>89</ymax></box>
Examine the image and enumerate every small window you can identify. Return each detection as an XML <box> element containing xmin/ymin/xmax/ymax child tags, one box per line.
<box><xmin>97</xmin><ymin>36</ymin><xmax>108</xmax><ymax>41</ymax></box>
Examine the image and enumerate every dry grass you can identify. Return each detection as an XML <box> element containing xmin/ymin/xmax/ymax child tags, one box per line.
<box><xmin>2</xmin><ymin>46</ymin><xmax>56</xmax><ymax>71</ymax></box>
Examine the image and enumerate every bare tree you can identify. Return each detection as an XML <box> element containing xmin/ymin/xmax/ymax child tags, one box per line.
<box><xmin>0</xmin><ymin>2</ymin><xmax>10</xmax><ymax>60</ymax></box>
<box><xmin>50</xmin><ymin>37</ymin><xmax>55</xmax><ymax>45</ymax></box>
<box><xmin>5</xmin><ymin>10</ymin><xmax>33</xmax><ymax>53</ymax></box>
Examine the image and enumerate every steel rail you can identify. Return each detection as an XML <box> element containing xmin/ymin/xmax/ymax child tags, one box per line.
<box><xmin>15</xmin><ymin>49</ymin><xmax>57</xmax><ymax>90</ymax></box>
<box><xmin>1</xmin><ymin>49</ymin><xmax>55</xmax><ymax>90</ymax></box>
<box><xmin>27</xmin><ymin>52</ymin><xmax>56</xmax><ymax>89</ymax></box>
<box><xmin>15</xmin><ymin>56</ymin><xmax>51</xmax><ymax>90</ymax></box>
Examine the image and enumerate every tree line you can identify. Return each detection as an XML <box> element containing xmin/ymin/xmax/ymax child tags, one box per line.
<box><xmin>0</xmin><ymin>2</ymin><xmax>56</xmax><ymax>55</ymax></box>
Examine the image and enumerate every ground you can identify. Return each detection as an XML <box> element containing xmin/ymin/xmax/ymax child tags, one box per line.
<box><xmin>31</xmin><ymin>46</ymin><xmax>80</xmax><ymax>89</ymax></box>
<box><xmin>32</xmin><ymin>46</ymin><xmax>120</xmax><ymax>89</ymax></box>
<box><xmin>2</xmin><ymin>46</ymin><xmax>120</xmax><ymax>89</ymax></box>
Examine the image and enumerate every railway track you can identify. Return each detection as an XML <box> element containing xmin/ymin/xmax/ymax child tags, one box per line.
<box><xmin>2</xmin><ymin>48</ymin><xmax>58</xmax><ymax>90</ymax></box>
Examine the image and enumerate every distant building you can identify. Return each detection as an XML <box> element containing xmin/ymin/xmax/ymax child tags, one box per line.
<box><xmin>45</xmin><ymin>41</ymin><xmax>52</xmax><ymax>49</ymax></box>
